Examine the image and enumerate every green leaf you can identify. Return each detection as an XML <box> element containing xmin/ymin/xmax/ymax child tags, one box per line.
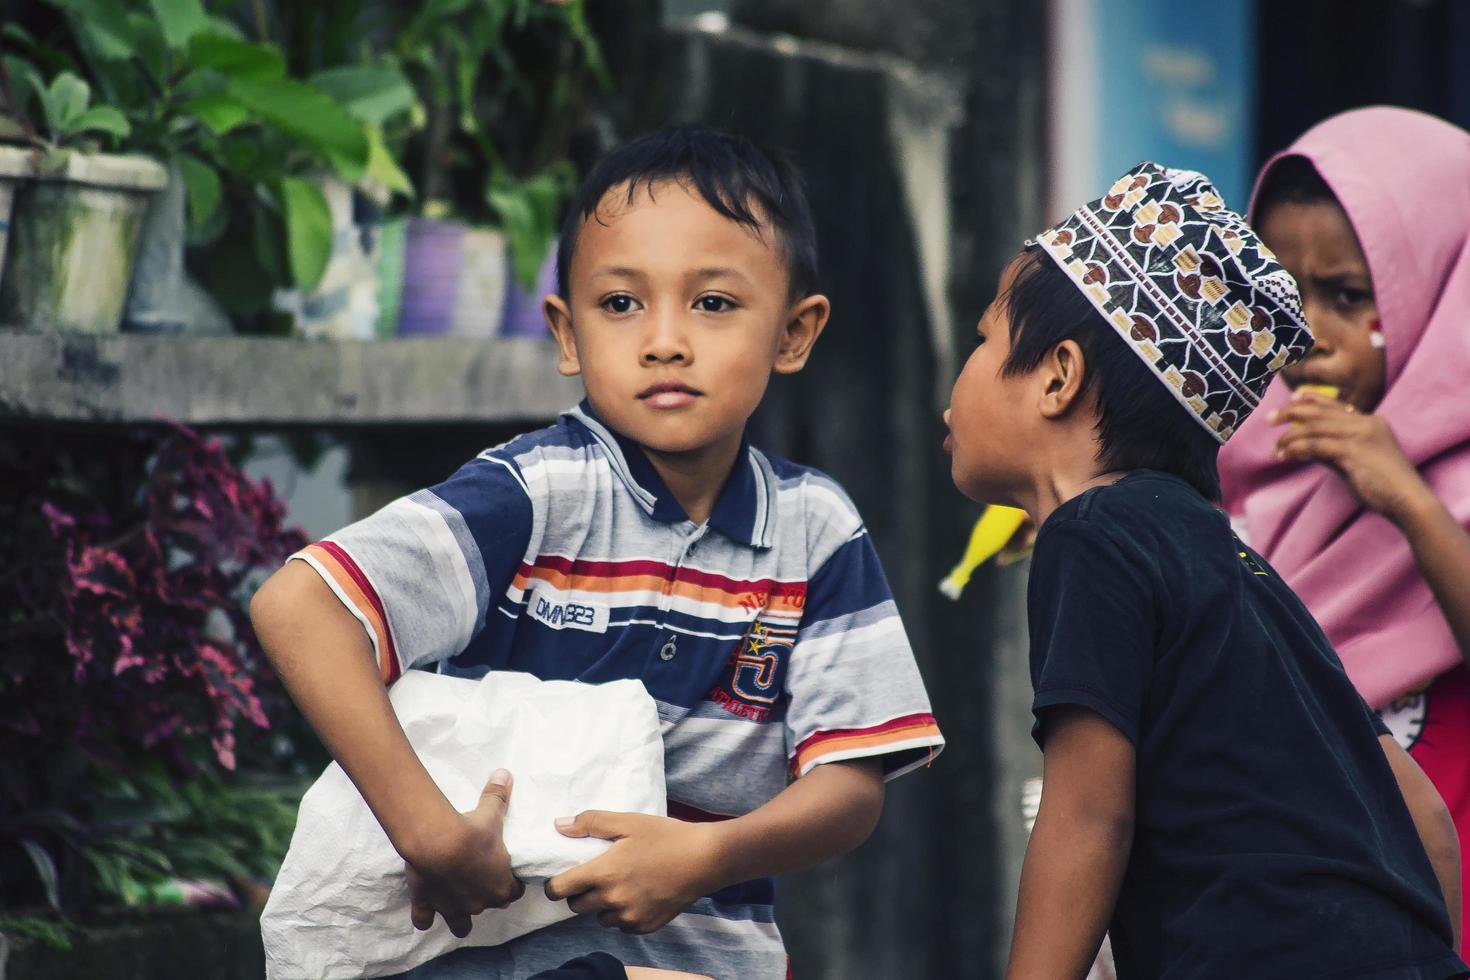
<box><xmin>490</xmin><ymin>169</ymin><xmax>568</xmax><ymax>289</ymax></box>
<box><xmin>148</xmin><ymin>0</ymin><xmax>208</xmax><ymax>51</ymax></box>
<box><xmin>41</xmin><ymin>72</ymin><xmax>90</xmax><ymax>136</ymax></box>
<box><xmin>50</xmin><ymin>0</ymin><xmax>136</xmax><ymax>61</ymax></box>
<box><xmin>183</xmin><ymin>35</ymin><xmax>284</xmax><ymax>81</ymax></box>
<box><xmin>1</xmin><ymin>56</ymin><xmax>44</xmax><ymax>121</ymax></box>
<box><xmin>308</xmin><ymin>65</ymin><xmax>417</xmax><ymax>125</ymax></box>
<box><xmin>364</xmin><ymin>126</ymin><xmax>414</xmax><ymax>197</ymax></box>
<box><xmin>180</xmin><ymin>94</ymin><xmax>248</xmax><ymax>135</ymax></box>
<box><xmin>18</xmin><ymin>839</ymin><xmax>61</xmax><ymax>911</ymax></box>
<box><xmin>200</xmin><ymin>15</ymin><xmax>245</xmax><ymax>41</ymax></box>
<box><xmin>175</xmin><ymin>153</ymin><xmax>221</xmax><ymax>233</ymax></box>
<box><xmin>124</xmin><ymin>13</ymin><xmax>169</xmax><ymax>90</ymax></box>
<box><xmin>276</xmin><ymin>177</ymin><xmax>333</xmax><ymax>290</ymax></box>
<box><xmin>224</xmin><ymin>76</ymin><xmax>369</xmax><ymax>180</ymax></box>
<box><xmin>2</xmin><ymin>23</ymin><xmax>37</xmax><ymax>48</ymax></box>
<box><xmin>68</xmin><ymin>105</ymin><xmax>130</xmax><ymax>139</ymax></box>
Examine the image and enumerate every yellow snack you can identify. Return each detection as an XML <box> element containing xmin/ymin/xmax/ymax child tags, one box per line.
<box><xmin>939</xmin><ymin>505</ymin><xmax>1029</xmax><ymax>599</ymax></box>
<box><xmin>1297</xmin><ymin>383</ymin><xmax>1340</xmax><ymax>400</ymax></box>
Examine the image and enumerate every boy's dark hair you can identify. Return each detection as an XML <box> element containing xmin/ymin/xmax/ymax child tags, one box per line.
<box><xmin>555</xmin><ymin>125</ymin><xmax>818</xmax><ymax>300</ymax></box>
<box><xmin>1253</xmin><ymin>155</ymin><xmax>1338</xmax><ymax>218</ymax></box>
<box><xmin>1001</xmin><ymin>247</ymin><xmax>1223</xmax><ymax>501</ymax></box>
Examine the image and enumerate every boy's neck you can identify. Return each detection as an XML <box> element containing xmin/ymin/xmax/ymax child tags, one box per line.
<box><xmin>640</xmin><ymin>429</ymin><xmax>745</xmax><ymax>526</ymax></box>
<box><xmin>1013</xmin><ymin>463</ymin><xmax>1134</xmax><ymax>528</ymax></box>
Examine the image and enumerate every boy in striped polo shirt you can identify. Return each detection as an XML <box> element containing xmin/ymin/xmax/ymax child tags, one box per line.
<box><xmin>251</xmin><ymin>126</ymin><xmax>944</xmax><ymax>978</ymax></box>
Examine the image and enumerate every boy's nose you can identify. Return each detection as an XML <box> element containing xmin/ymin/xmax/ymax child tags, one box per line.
<box><xmin>641</xmin><ymin>311</ymin><xmax>692</xmax><ymax>363</ymax></box>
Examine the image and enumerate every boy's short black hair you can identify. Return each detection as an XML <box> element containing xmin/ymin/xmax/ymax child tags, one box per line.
<box><xmin>1001</xmin><ymin>246</ymin><xmax>1223</xmax><ymax>501</ymax></box>
<box><xmin>1253</xmin><ymin>155</ymin><xmax>1338</xmax><ymax>218</ymax></box>
<box><xmin>555</xmin><ymin>125</ymin><xmax>818</xmax><ymax>300</ymax></box>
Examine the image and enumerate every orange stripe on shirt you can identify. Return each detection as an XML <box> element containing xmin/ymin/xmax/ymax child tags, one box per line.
<box><xmin>301</xmin><ymin>543</ymin><xmax>400</xmax><ymax>684</ymax></box>
<box><xmin>791</xmin><ymin>715</ymin><xmax>943</xmax><ymax>775</ymax></box>
<box><xmin>514</xmin><ymin>566</ymin><xmax>807</xmax><ymax>617</ymax></box>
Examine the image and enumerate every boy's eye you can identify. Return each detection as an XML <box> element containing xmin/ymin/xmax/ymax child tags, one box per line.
<box><xmin>602</xmin><ymin>294</ymin><xmax>638</xmax><ymax>315</ymax></box>
<box><xmin>695</xmin><ymin>295</ymin><xmax>735</xmax><ymax>313</ymax></box>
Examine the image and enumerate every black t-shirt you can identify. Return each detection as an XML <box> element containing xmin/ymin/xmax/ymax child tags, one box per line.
<box><xmin>529</xmin><ymin>953</ymin><xmax>626</xmax><ymax>980</ymax></box>
<box><xmin>1028</xmin><ymin>471</ymin><xmax>1467</xmax><ymax>980</ymax></box>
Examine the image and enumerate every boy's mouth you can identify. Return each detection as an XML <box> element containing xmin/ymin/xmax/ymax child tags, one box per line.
<box><xmin>638</xmin><ymin>380</ymin><xmax>702</xmax><ymax>409</ymax></box>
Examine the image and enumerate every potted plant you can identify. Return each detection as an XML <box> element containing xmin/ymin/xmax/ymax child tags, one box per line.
<box><xmin>372</xmin><ymin>0</ymin><xmax>607</xmax><ymax>337</ymax></box>
<box><xmin>0</xmin><ymin>60</ymin><xmax>168</xmax><ymax>334</ymax></box>
<box><xmin>2</xmin><ymin>1</ymin><xmax>415</xmax><ymax>335</ymax></box>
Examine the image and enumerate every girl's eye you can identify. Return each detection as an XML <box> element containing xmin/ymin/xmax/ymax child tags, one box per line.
<box><xmin>602</xmin><ymin>294</ymin><xmax>637</xmax><ymax>315</ymax></box>
<box><xmin>973</xmin><ymin>332</ymin><xmax>987</xmax><ymax>348</ymax></box>
<box><xmin>695</xmin><ymin>295</ymin><xmax>735</xmax><ymax>313</ymax></box>
<box><xmin>1331</xmin><ymin>286</ymin><xmax>1371</xmax><ymax>308</ymax></box>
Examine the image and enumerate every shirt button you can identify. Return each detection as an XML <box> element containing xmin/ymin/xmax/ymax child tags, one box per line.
<box><xmin>659</xmin><ymin>638</ymin><xmax>677</xmax><ymax>662</ymax></box>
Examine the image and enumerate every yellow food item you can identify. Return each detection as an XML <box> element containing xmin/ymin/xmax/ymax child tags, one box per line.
<box><xmin>1297</xmin><ymin>383</ymin><xmax>1340</xmax><ymax>400</ymax></box>
<box><xmin>939</xmin><ymin>504</ymin><xmax>1029</xmax><ymax>599</ymax></box>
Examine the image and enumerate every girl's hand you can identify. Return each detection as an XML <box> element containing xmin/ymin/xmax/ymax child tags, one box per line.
<box><xmin>1269</xmin><ymin>392</ymin><xmax>1431</xmax><ymax>524</ymax></box>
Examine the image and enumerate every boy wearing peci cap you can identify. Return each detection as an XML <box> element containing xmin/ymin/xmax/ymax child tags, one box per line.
<box><xmin>944</xmin><ymin>163</ymin><xmax>1467</xmax><ymax>978</ymax></box>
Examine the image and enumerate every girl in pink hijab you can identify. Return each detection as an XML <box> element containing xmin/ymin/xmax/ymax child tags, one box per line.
<box><xmin>1220</xmin><ymin>105</ymin><xmax>1470</xmax><ymax>942</ymax></box>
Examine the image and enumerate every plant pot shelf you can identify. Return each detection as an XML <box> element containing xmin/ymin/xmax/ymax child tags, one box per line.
<box><xmin>0</xmin><ymin>331</ymin><xmax>580</xmax><ymax>426</ymax></box>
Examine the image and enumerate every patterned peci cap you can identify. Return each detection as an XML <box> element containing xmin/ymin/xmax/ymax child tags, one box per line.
<box><xmin>1032</xmin><ymin>161</ymin><xmax>1312</xmax><ymax>443</ymax></box>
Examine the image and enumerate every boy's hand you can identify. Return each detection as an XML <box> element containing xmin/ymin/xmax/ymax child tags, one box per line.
<box><xmin>403</xmin><ymin>768</ymin><xmax>525</xmax><ymax>938</ymax></box>
<box><xmin>543</xmin><ymin>812</ymin><xmax>725</xmax><ymax>935</ymax></box>
<box><xmin>1270</xmin><ymin>392</ymin><xmax>1430</xmax><ymax>524</ymax></box>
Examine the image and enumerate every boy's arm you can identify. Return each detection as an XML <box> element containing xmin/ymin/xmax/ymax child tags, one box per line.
<box><xmin>1006</xmin><ymin>706</ymin><xmax>1136</xmax><ymax>980</ymax></box>
<box><xmin>251</xmin><ymin>561</ymin><xmax>524</xmax><ymax>936</ymax></box>
<box><xmin>1380</xmin><ymin>733</ymin><xmax>1462</xmax><ymax>953</ymax></box>
<box><xmin>544</xmin><ymin>757</ymin><xmax>884</xmax><ymax>933</ymax></box>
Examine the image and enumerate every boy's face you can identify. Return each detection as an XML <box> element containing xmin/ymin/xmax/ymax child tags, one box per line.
<box><xmin>544</xmin><ymin>180</ymin><xmax>828</xmax><ymax>461</ymax></box>
<box><xmin>945</xmin><ymin>255</ymin><xmax>1037</xmax><ymax>503</ymax></box>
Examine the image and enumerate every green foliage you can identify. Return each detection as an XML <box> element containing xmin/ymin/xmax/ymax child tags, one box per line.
<box><xmin>489</xmin><ymin>162</ymin><xmax>574</xmax><ymax>291</ymax></box>
<box><xmin>7</xmin><ymin>68</ymin><xmax>130</xmax><ymax>148</ymax></box>
<box><xmin>382</xmin><ymin>0</ymin><xmax>609</xmax><ymax>288</ymax></box>
<box><xmin>0</xmin><ymin>915</ymin><xmax>78</xmax><ymax>951</ymax></box>
<box><xmin>275</xmin><ymin>177</ymin><xmax>333</xmax><ymax>289</ymax></box>
<box><xmin>2</xmin><ymin>0</ymin><xmax>417</xmax><ymax>305</ymax></box>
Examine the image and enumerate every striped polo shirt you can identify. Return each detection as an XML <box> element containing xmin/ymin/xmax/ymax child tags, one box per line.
<box><xmin>294</xmin><ymin>402</ymin><xmax>944</xmax><ymax>979</ymax></box>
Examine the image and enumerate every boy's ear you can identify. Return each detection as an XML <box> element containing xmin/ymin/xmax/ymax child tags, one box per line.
<box><xmin>1038</xmin><ymin>339</ymin><xmax>1088</xmax><ymax>420</ymax></box>
<box><xmin>543</xmin><ymin>294</ymin><xmax>582</xmax><ymax>377</ymax></box>
<box><xmin>773</xmin><ymin>294</ymin><xmax>831</xmax><ymax>375</ymax></box>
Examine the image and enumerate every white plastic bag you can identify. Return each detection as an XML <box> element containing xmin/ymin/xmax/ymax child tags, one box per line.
<box><xmin>261</xmin><ymin>671</ymin><xmax>667</xmax><ymax>980</ymax></box>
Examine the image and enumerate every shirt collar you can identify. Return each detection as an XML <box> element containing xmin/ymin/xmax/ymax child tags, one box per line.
<box><xmin>565</xmin><ymin>399</ymin><xmax>776</xmax><ymax>549</ymax></box>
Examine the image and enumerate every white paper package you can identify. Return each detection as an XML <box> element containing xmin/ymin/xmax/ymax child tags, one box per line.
<box><xmin>261</xmin><ymin>670</ymin><xmax>667</xmax><ymax>980</ymax></box>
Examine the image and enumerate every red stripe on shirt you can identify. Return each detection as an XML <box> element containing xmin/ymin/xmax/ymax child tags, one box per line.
<box><xmin>519</xmin><ymin>555</ymin><xmax>806</xmax><ymax>598</ymax></box>
<box><xmin>317</xmin><ymin>539</ymin><xmax>402</xmax><ymax>683</ymax></box>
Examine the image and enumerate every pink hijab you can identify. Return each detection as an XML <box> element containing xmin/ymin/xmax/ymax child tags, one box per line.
<box><xmin>1219</xmin><ymin>107</ymin><xmax>1470</xmax><ymax>708</ymax></box>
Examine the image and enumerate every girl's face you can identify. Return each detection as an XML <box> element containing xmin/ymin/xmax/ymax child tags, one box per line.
<box><xmin>1257</xmin><ymin>200</ymin><xmax>1386</xmax><ymax>413</ymax></box>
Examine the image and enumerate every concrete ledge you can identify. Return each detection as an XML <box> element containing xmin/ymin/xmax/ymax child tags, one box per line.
<box><xmin>0</xmin><ymin>332</ymin><xmax>581</xmax><ymax>426</ymax></box>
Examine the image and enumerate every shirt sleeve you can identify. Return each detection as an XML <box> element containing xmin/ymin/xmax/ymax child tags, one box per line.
<box><xmin>289</xmin><ymin>449</ymin><xmax>534</xmax><ymax>681</ymax></box>
<box><xmin>1028</xmin><ymin>518</ymin><xmax>1156</xmax><ymax>749</ymax></box>
<box><xmin>784</xmin><ymin>527</ymin><xmax>945</xmax><ymax>782</ymax></box>
<box><xmin>1365</xmin><ymin>696</ymin><xmax>1393</xmax><ymax>738</ymax></box>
